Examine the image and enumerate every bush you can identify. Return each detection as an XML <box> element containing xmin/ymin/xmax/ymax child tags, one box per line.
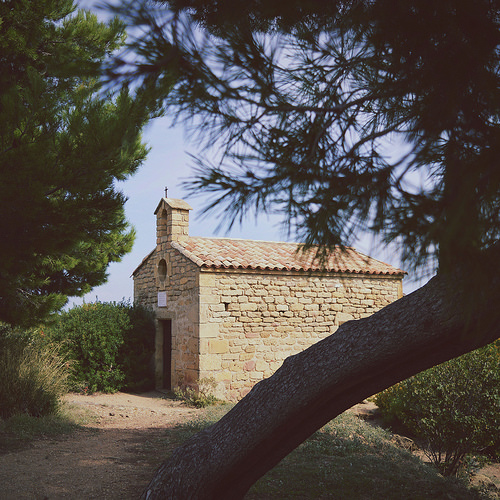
<box><xmin>119</xmin><ymin>303</ymin><xmax>156</xmax><ymax>393</ymax></box>
<box><xmin>0</xmin><ymin>325</ymin><xmax>69</xmax><ymax>419</ymax></box>
<box><xmin>45</xmin><ymin>301</ymin><xmax>156</xmax><ymax>394</ymax></box>
<box><xmin>375</xmin><ymin>340</ymin><xmax>500</xmax><ymax>476</ymax></box>
<box><xmin>46</xmin><ymin>302</ymin><xmax>130</xmax><ymax>393</ymax></box>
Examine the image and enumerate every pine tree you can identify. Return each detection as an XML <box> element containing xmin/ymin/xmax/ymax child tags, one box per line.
<box><xmin>0</xmin><ymin>0</ymin><xmax>151</xmax><ymax>325</ymax></box>
<box><xmin>111</xmin><ymin>0</ymin><xmax>500</xmax><ymax>280</ymax></box>
<box><xmin>106</xmin><ymin>2</ymin><xmax>500</xmax><ymax>497</ymax></box>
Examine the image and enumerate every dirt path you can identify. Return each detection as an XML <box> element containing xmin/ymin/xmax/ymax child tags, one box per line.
<box><xmin>0</xmin><ymin>392</ymin><xmax>203</xmax><ymax>499</ymax></box>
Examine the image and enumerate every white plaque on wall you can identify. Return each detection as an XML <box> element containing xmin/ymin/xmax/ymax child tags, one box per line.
<box><xmin>157</xmin><ymin>291</ymin><xmax>167</xmax><ymax>307</ymax></box>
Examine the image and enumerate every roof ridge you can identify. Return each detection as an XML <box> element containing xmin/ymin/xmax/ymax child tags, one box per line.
<box><xmin>188</xmin><ymin>235</ymin><xmax>296</xmax><ymax>244</ymax></box>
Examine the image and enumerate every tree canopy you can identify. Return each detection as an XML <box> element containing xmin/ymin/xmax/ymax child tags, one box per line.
<box><xmin>104</xmin><ymin>1</ymin><xmax>500</xmax><ymax>497</ymax></box>
<box><xmin>0</xmin><ymin>0</ymin><xmax>152</xmax><ymax>325</ymax></box>
<box><xmin>110</xmin><ymin>0</ymin><xmax>500</xmax><ymax>282</ymax></box>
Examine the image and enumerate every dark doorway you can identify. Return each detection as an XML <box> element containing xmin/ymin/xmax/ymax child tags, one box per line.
<box><xmin>161</xmin><ymin>319</ymin><xmax>172</xmax><ymax>390</ymax></box>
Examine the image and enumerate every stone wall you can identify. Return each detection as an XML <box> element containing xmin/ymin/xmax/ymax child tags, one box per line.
<box><xmin>134</xmin><ymin>198</ymin><xmax>201</xmax><ymax>389</ymax></box>
<box><xmin>197</xmin><ymin>269</ymin><xmax>402</xmax><ymax>401</ymax></box>
<box><xmin>158</xmin><ymin>251</ymin><xmax>199</xmax><ymax>390</ymax></box>
<box><xmin>134</xmin><ymin>249</ymin><xmax>200</xmax><ymax>390</ymax></box>
<box><xmin>133</xmin><ymin>250</ymin><xmax>157</xmax><ymax>309</ymax></box>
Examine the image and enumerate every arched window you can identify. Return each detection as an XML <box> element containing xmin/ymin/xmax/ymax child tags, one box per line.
<box><xmin>158</xmin><ymin>258</ymin><xmax>168</xmax><ymax>283</ymax></box>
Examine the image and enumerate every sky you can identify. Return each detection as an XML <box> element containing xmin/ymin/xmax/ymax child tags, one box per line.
<box><xmin>69</xmin><ymin>1</ymin><xmax>425</xmax><ymax>307</ymax></box>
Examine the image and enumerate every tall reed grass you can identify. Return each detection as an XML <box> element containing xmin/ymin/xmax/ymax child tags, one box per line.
<box><xmin>0</xmin><ymin>333</ymin><xmax>69</xmax><ymax>419</ymax></box>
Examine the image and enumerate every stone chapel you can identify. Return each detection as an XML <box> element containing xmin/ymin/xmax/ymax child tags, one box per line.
<box><xmin>133</xmin><ymin>196</ymin><xmax>405</xmax><ymax>400</ymax></box>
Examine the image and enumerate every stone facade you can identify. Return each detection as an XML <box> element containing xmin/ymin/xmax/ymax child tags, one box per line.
<box><xmin>133</xmin><ymin>197</ymin><xmax>405</xmax><ymax>401</ymax></box>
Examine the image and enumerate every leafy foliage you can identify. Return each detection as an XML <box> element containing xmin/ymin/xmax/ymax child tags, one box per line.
<box><xmin>119</xmin><ymin>302</ymin><xmax>156</xmax><ymax>393</ymax></box>
<box><xmin>46</xmin><ymin>302</ymin><xmax>130</xmax><ymax>393</ymax></box>
<box><xmin>0</xmin><ymin>0</ymin><xmax>152</xmax><ymax>326</ymax></box>
<box><xmin>0</xmin><ymin>324</ymin><xmax>69</xmax><ymax>419</ymax></box>
<box><xmin>375</xmin><ymin>341</ymin><xmax>500</xmax><ymax>476</ymax></box>
<box><xmin>45</xmin><ymin>301</ymin><xmax>156</xmax><ymax>394</ymax></box>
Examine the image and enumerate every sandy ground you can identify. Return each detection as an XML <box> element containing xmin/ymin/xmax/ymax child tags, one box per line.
<box><xmin>0</xmin><ymin>392</ymin><xmax>203</xmax><ymax>499</ymax></box>
<box><xmin>0</xmin><ymin>393</ymin><xmax>498</xmax><ymax>499</ymax></box>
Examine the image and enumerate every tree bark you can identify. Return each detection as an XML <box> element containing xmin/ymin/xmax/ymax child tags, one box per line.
<box><xmin>142</xmin><ymin>261</ymin><xmax>500</xmax><ymax>499</ymax></box>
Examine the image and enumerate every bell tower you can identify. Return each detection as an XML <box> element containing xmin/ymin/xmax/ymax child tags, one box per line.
<box><xmin>154</xmin><ymin>193</ymin><xmax>193</xmax><ymax>249</ymax></box>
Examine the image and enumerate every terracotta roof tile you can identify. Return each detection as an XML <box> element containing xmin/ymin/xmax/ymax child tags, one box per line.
<box><xmin>171</xmin><ymin>237</ymin><xmax>405</xmax><ymax>276</ymax></box>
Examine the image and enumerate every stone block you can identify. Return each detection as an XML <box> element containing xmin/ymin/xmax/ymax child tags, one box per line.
<box><xmin>198</xmin><ymin>273</ymin><xmax>216</xmax><ymax>287</ymax></box>
<box><xmin>336</xmin><ymin>312</ymin><xmax>354</xmax><ymax>325</ymax></box>
<box><xmin>239</xmin><ymin>387</ymin><xmax>252</xmax><ymax>399</ymax></box>
<box><xmin>240</xmin><ymin>352</ymin><xmax>254</xmax><ymax>361</ymax></box>
<box><xmin>209</xmin><ymin>339</ymin><xmax>229</xmax><ymax>354</ymax></box>
<box><xmin>199</xmin><ymin>322</ymin><xmax>220</xmax><ymax>338</ymax></box>
<box><xmin>244</xmin><ymin>360</ymin><xmax>256</xmax><ymax>371</ymax></box>
<box><xmin>199</xmin><ymin>354</ymin><xmax>222</xmax><ymax>370</ymax></box>
<box><xmin>255</xmin><ymin>360</ymin><xmax>268</xmax><ymax>372</ymax></box>
<box><xmin>214</xmin><ymin>371</ymin><xmax>232</xmax><ymax>382</ymax></box>
<box><xmin>199</xmin><ymin>293</ymin><xmax>220</xmax><ymax>305</ymax></box>
<box><xmin>240</xmin><ymin>302</ymin><xmax>258</xmax><ymax>311</ymax></box>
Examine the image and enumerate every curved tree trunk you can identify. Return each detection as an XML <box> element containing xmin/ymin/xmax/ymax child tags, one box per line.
<box><xmin>142</xmin><ymin>262</ymin><xmax>500</xmax><ymax>499</ymax></box>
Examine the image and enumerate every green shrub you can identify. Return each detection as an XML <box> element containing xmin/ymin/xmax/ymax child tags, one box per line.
<box><xmin>46</xmin><ymin>302</ymin><xmax>131</xmax><ymax>393</ymax></box>
<box><xmin>375</xmin><ymin>340</ymin><xmax>500</xmax><ymax>476</ymax></box>
<box><xmin>119</xmin><ymin>303</ymin><xmax>156</xmax><ymax>393</ymax></box>
<box><xmin>0</xmin><ymin>325</ymin><xmax>69</xmax><ymax>419</ymax></box>
<box><xmin>45</xmin><ymin>301</ymin><xmax>156</xmax><ymax>394</ymax></box>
